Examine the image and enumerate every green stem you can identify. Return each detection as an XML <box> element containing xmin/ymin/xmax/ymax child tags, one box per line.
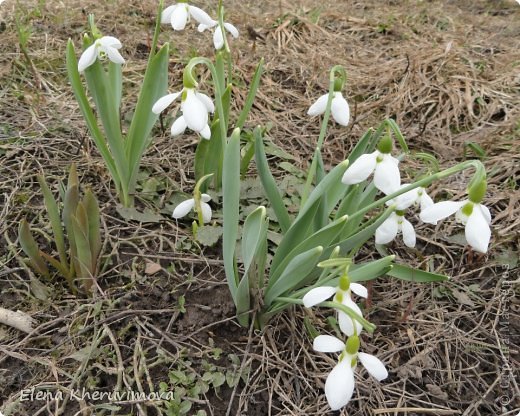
<box><xmin>301</xmin><ymin>65</ymin><xmax>345</xmax><ymax>205</ymax></box>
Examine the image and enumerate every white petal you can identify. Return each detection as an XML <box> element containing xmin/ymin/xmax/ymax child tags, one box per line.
<box><xmin>400</xmin><ymin>217</ymin><xmax>416</xmax><ymax>248</ymax></box>
<box><xmin>393</xmin><ymin>186</ymin><xmax>418</xmax><ymax>210</ymax></box>
<box><xmin>213</xmin><ymin>26</ymin><xmax>224</xmax><ymax>50</ymax></box>
<box><xmin>171</xmin><ymin>5</ymin><xmax>189</xmax><ymax>30</ymax></box>
<box><xmin>358</xmin><ymin>352</ymin><xmax>388</xmax><ymax>381</ymax></box>
<box><xmin>224</xmin><ymin>22</ymin><xmax>239</xmax><ymax>38</ymax></box>
<box><xmin>375</xmin><ymin>214</ymin><xmax>399</xmax><ymax>245</ymax></box>
<box><xmin>420</xmin><ymin>201</ymin><xmax>465</xmax><ymax>224</ymax></box>
<box><xmin>172</xmin><ymin>199</ymin><xmax>195</xmax><ymax>219</ymax></box>
<box><xmin>161</xmin><ymin>5</ymin><xmax>178</xmax><ymax>24</ymax></box>
<box><xmin>200</xmin><ymin>124</ymin><xmax>211</xmax><ymax>139</ymax></box>
<box><xmin>307</xmin><ymin>93</ymin><xmax>329</xmax><ymax>116</ymax></box>
<box><xmin>99</xmin><ymin>36</ymin><xmax>122</xmax><ymax>49</ymax></box>
<box><xmin>182</xmin><ymin>90</ymin><xmax>208</xmax><ymax>132</ymax></box>
<box><xmin>324</xmin><ymin>360</ymin><xmax>355</xmax><ymax>411</ymax></box>
<box><xmin>152</xmin><ymin>91</ymin><xmax>182</xmax><ymax>114</ymax></box>
<box><xmin>341</xmin><ymin>152</ymin><xmax>378</xmax><ymax>185</ymax></box>
<box><xmin>478</xmin><ymin>204</ymin><xmax>492</xmax><ymax>224</ymax></box>
<box><xmin>313</xmin><ymin>335</ymin><xmax>345</xmax><ymax>353</ymax></box>
<box><xmin>188</xmin><ymin>5</ymin><xmax>214</xmax><ymax>27</ymax></box>
<box><xmin>374</xmin><ymin>154</ymin><xmax>400</xmax><ymax>195</ymax></box>
<box><xmin>77</xmin><ymin>44</ymin><xmax>98</xmax><ymax>72</ymax></box>
<box><xmin>196</xmin><ymin>92</ymin><xmax>215</xmax><ymax>113</ymax></box>
<box><xmin>350</xmin><ymin>283</ymin><xmax>368</xmax><ymax>299</ymax></box>
<box><xmin>338</xmin><ymin>298</ymin><xmax>363</xmax><ymax>337</ymax></box>
<box><xmin>331</xmin><ymin>93</ymin><xmax>350</xmax><ymax>126</ymax></box>
<box><xmin>197</xmin><ymin>20</ymin><xmax>218</xmax><ymax>32</ymax></box>
<box><xmin>104</xmin><ymin>46</ymin><xmax>125</xmax><ymax>65</ymax></box>
<box><xmin>200</xmin><ymin>202</ymin><xmax>212</xmax><ymax>223</ymax></box>
<box><xmin>201</xmin><ymin>193</ymin><xmax>211</xmax><ymax>203</ymax></box>
<box><xmin>419</xmin><ymin>189</ymin><xmax>434</xmax><ymax>210</ymax></box>
<box><xmin>302</xmin><ymin>286</ymin><xmax>336</xmax><ymax>308</ymax></box>
<box><xmin>170</xmin><ymin>116</ymin><xmax>188</xmax><ymax>136</ymax></box>
<box><xmin>465</xmin><ymin>209</ymin><xmax>491</xmax><ymax>253</ymax></box>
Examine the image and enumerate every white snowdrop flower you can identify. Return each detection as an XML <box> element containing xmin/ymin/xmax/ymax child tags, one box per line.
<box><xmin>388</xmin><ymin>185</ymin><xmax>434</xmax><ymax>211</ymax></box>
<box><xmin>77</xmin><ymin>36</ymin><xmax>125</xmax><ymax>72</ymax></box>
<box><xmin>303</xmin><ymin>281</ymin><xmax>367</xmax><ymax>337</ymax></box>
<box><xmin>375</xmin><ymin>211</ymin><xmax>416</xmax><ymax>248</ymax></box>
<box><xmin>308</xmin><ymin>91</ymin><xmax>350</xmax><ymax>126</ymax></box>
<box><xmin>420</xmin><ymin>199</ymin><xmax>491</xmax><ymax>253</ymax></box>
<box><xmin>172</xmin><ymin>193</ymin><xmax>212</xmax><ymax>223</ymax></box>
<box><xmin>161</xmin><ymin>2</ymin><xmax>214</xmax><ymax>31</ymax></box>
<box><xmin>341</xmin><ymin>150</ymin><xmax>401</xmax><ymax>195</ymax></box>
<box><xmin>153</xmin><ymin>88</ymin><xmax>214</xmax><ymax>139</ymax></box>
<box><xmin>198</xmin><ymin>20</ymin><xmax>239</xmax><ymax>50</ymax></box>
<box><xmin>313</xmin><ymin>334</ymin><xmax>388</xmax><ymax>411</ymax></box>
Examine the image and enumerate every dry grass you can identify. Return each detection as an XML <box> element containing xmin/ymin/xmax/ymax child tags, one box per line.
<box><xmin>0</xmin><ymin>0</ymin><xmax>519</xmax><ymax>415</ymax></box>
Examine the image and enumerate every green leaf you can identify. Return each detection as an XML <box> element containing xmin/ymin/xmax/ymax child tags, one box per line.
<box><xmin>18</xmin><ymin>219</ymin><xmax>49</xmax><ymax>278</ymax></box>
<box><xmin>126</xmin><ymin>44</ymin><xmax>170</xmax><ymax>195</ymax></box>
<box><xmin>269</xmin><ymin>215</ymin><xmax>348</xmax><ymax>288</ymax></box>
<box><xmin>71</xmin><ymin>207</ymin><xmax>94</xmax><ymax>291</ymax></box>
<box><xmin>236</xmin><ymin>58</ymin><xmax>264</xmax><ymax>130</ymax></box>
<box><xmin>236</xmin><ymin>206</ymin><xmax>268</xmax><ymax>326</ymax></box>
<box><xmin>349</xmin><ymin>256</ymin><xmax>395</xmax><ymax>282</ymax></box>
<box><xmin>223</xmin><ymin>128</ymin><xmax>241</xmax><ymax>303</ymax></box>
<box><xmin>37</xmin><ymin>175</ymin><xmax>67</xmax><ymax>268</ymax></box>
<box><xmin>254</xmin><ymin>128</ymin><xmax>291</xmax><ymax>233</ymax></box>
<box><xmin>66</xmin><ymin>40</ymin><xmax>120</xmax><ymax>194</ymax></box>
<box><xmin>264</xmin><ymin>246</ymin><xmax>323</xmax><ymax>306</ymax></box>
<box><xmin>387</xmin><ymin>264</ymin><xmax>449</xmax><ymax>282</ymax></box>
<box><xmin>83</xmin><ymin>189</ymin><xmax>101</xmax><ymax>270</ymax></box>
<box><xmin>108</xmin><ymin>61</ymin><xmax>122</xmax><ymax>114</ymax></box>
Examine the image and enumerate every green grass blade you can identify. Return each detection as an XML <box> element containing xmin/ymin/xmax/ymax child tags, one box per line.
<box><xmin>18</xmin><ymin>219</ymin><xmax>49</xmax><ymax>278</ymax></box>
<box><xmin>223</xmin><ymin>128</ymin><xmax>241</xmax><ymax>303</ymax></box>
<box><xmin>264</xmin><ymin>246</ymin><xmax>324</xmax><ymax>307</ymax></box>
<box><xmin>66</xmin><ymin>40</ymin><xmax>120</xmax><ymax>193</ymax></box>
<box><xmin>387</xmin><ymin>264</ymin><xmax>449</xmax><ymax>282</ymax></box>
<box><xmin>236</xmin><ymin>58</ymin><xmax>264</xmax><ymax>130</ymax></box>
<box><xmin>126</xmin><ymin>44</ymin><xmax>169</xmax><ymax>194</ymax></box>
<box><xmin>268</xmin><ymin>215</ymin><xmax>348</xmax><ymax>288</ymax></box>
<box><xmin>37</xmin><ymin>175</ymin><xmax>67</xmax><ymax>268</ymax></box>
<box><xmin>254</xmin><ymin>128</ymin><xmax>291</xmax><ymax>233</ymax></box>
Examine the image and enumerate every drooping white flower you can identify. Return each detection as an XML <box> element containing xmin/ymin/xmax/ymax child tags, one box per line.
<box><xmin>342</xmin><ymin>150</ymin><xmax>401</xmax><ymax>195</ymax></box>
<box><xmin>313</xmin><ymin>334</ymin><xmax>388</xmax><ymax>411</ymax></box>
<box><xmin>77</xmin><ymin>36</ymin><xmax>125</xmax><ymax>72</ymax></box>
<box><xmin>308</xmin><ymin>91</ymin><xmax>350</xmax><ymax>126</ymax></box>
<box><xmin>420</xmin><ymin>200</ymin><xmax>491</xmax><ymax>253</ymax></box>
<box><xmin>303</xmin><ymin>283</ymin><xmax>367</xmax><ymax>336</ymax></box>
<box><xmin>162</xmin><ymin>2</ymin><xmax>214</xmax><ymax>31</ymax></box>
<box><xmin>153</xmin><ymin>88</ymin><xmax>215</xmax><ymax>139</ymax></box>
<box><xmin>198</xmin><ymin>20</ymin><xmax>239</xmax><ymax>50</ymax></box>
<box><xmin>376</xmin><ymin>212</ymin><xmax>416</xmax><ymax>248</ymax></box>
<box><xmin>388</xmin><ymin>185</ymin><xmax>434</xmax><ymax>211</ymax></box>
<box><xmin>172</xmin><ymin>193</ymin><xmax>212</xmax><ymax>223</ymax></box>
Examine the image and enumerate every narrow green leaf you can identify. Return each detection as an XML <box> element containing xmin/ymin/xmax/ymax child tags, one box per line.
<box><xmin>236</xmin><ymin>58</ymin><xmax>264</xmax><ymax>130</ymax></box>
<box><xmin>254</xmin><ymin>128</ymin><xmax>291</xmax><ymax>233</ymax></box>
<box><xmin>66</xmin><ymin>40</ymin><xmax>120</xmax><ymax>194</ymax></box>
<box><xmin>387</xmin><ymin>264</ymin><xmax>449</xmax><ymax>282</ymax></box>
<box><xmin>83</xmin><ymin>189</ymin><xmax>101</xmax><ymax>271</ymax></box>
<box><xmin>264</xmin><ymin>246</ymin><xmax>323</xmax><ymax>306</ymax></box>
<box><xmin>126</xmin><ymin>44</ymin><xmax>170</xmax><ymax>195</ymax></box>
<box><xmin>63</xmin><ymin>184</ymin><xmax>80</xmax><ymax>275</ymax></box>
<box><xmin>386</xmin><ymin>118</ymin><xmax>409</xmax><ymax>153</ymax></box>
<box><xmin>108</xmin><ymin>61</ymin><xmax>122</xmax><ymax>114</ymax></box>
<box><xmin>349</xmin><ymin>256</ymin><xmax>395</xmax><ymax>282</ymax></box>
<box><xmin>240</xmin><ymin>138</ymin><xmax>255</xmax><ymax>177</ymax></box>
<box><xmin>223</xmin><ymin>128</ymin><xmax>241</xmax><ymax>302</ymax></box>
<box><xmin>241</xmin><ymin>206</ymin><xmax>267</xmax><ymax>276</ymax></box>
<box><xmin>37</xmin><ymin>175</ymin><xmax>67</xmax><ymax>267</ymax></box>
<box><xmin>18</xmin><ymin>219</ymin><xmax>49</xmax><ymax>278</ymax></box>
<box><xmin>71</xmin><ymin>212</ymin><xmax>94</xmax><ymax>292</ymax></box>
<box><xmin>269</xmin><ymin>215</ymin><xmax>348</xmax><ymax>288</ymax></box>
